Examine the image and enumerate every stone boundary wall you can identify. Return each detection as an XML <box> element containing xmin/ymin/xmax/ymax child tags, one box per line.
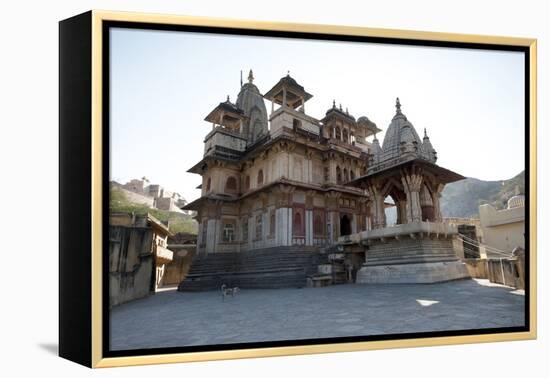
<box><xmin>109</xmin><ymin>225</ymin><xmax>154</xmax><ymax>307</ymax></box>
<box><xmin>463</xmin><ymin>256</ymin><xmax>525</xmax><ymax>289</ymax></box>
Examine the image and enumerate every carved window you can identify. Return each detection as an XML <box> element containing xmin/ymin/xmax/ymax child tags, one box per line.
<box><xmin>336</xmin><ymin>166</ymin><xmax>342</xmax><ymax>184</ymax></box>
<box><xmin>201</xmin><ymin>220</ymin><xmax>208</xmax><ymax>244</ymax></box>
<box><xmin>242</xmin><ymin>218</ymin><xmax>249</xmax><ymax>242</ymax></box>
<box><xmin>257</xmin><ymin>169</ymin><xmax>264</xmax><ymax>186</ymax></box>
<box><xmin>255</xmin><ymin>214</ymin><xmax>263</xmax><ymax>240</ymax></box>
<box><xmin>343</xmin><ymin>168</ymin><xmax>349</xmax><ymax>183</ymax></box>
<box><xmin>343</xmin><ymin>129</ymin><xmax>348</xmax><ymax>143</ymax></box>
<box><xmin>336</xmin><ymin>127</ymin><xmax>342</xmax><ymax>140</ymax></box>
<box><xmin>222</xmin><ymin>223</ymin><xmax>235</xmax><ymax>242</ymax></box>
<box><xmin>293</xmin><ymin>118</ymin><xmax>302</xmax><ymax>130</ymax></box>
<box><xmin>244</xmin><ymin>175</ymin><xmax>250</xmax><ymax>191</ymax></box>
<box><xmin>350</xmin><ymin>170</ymin><xmax>355</xmax><ymax>180</ymax></box>
<box><xmin>314</xmin><ymin>212</ymin><xmax>325</xmax><ymax>236</ymax></box>
<box><xmin>293</xmin><ymin>209</ymin><xmax>304</xmax><ymax>236</ymax></box>
<box><xmin>270</xmin><ymin>210</ymin><xmax>276</xmax><ymax>236</ymax></box>
<box><xmin>206</xmin><ymin>177</ymin><xmax>211</xmax><ymax>192</ymax></box>
<box><xmin>225</xmin><ymin>176</ymin><xmax>237</xmax><ymax>192</ymax></box>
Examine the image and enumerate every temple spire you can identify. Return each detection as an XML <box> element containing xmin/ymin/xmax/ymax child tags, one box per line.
<box><xmin>333</xmin><ymin>99</ymin><xmax>336</xmax><ymax>109</ymax></box>
<box><xmin>424</xmin><ymin>128</ymin><xmax>428</xmax><ymax>138</ymax></box>
<box><xmin>248</xmin><ymin>69</ymin><xmax>254</xmax><ymax>83</ymax></box>
<box><xmin>396</xmin><ymin>97</ymin><xmax>402</xmax><ymax>113</ymax></box>
<box><xmin>240</xmin><ymin>70</ymin><xmax>243</xmax><ymax>87</ymax></box>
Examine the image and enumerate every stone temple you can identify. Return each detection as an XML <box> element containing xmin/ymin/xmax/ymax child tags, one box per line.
<box><xmin>180</xmin><ymin>71</ymin><xmax>469</xmax><ymax>290</ymax></box>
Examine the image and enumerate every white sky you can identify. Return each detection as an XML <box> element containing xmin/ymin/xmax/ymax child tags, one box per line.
<box><xmin>110</xmin><ymin>28</ymin><xmax>525</xmax><ymax>203</ymax></box>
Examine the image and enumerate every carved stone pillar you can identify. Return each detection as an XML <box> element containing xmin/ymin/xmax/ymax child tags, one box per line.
<box><xmin>325</xmin><ymin>191</ymin><xmax>342</xmax><ymax>240</ymax></box>
<box><xmin>396</xmin><ymin>200</ymin><xmax>407</xmax><ymax>225</ymax></box>
<box><xmin>366</xmin><ymin>184</ymin><xmax>386</xmax><ymax>229</ymax></box>
<box><xmin>401</xmin><ymin>169</ymin><xmax>423</xmax><ymax>223</ymax></box>
<box><xmin>431</xmin><ymin>183</ymin><xmax>445</xmax><ymax>222</ymax></box>
<box><xmin>305</xmin><ymin>190</ymin><xmax>316</xmax><ymax>245</ymax></box>
<box><xmin>273</xmin><ymin>184</ymin><xmax>295</xmax><ymax>246</ymax></box>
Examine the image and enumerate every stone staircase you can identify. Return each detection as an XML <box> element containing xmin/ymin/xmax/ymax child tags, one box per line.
<box><xmin>178</xmin><ymin>246</ymin><xmax>327</xmax><ymax>291</ymax></box>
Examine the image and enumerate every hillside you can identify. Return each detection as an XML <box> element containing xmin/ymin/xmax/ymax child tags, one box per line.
<box><xmin>110</xmin><ymin>186</ymin><xmax>198</xmax><ymax>235</ymax></box>
<box><xmin>440</xmin><ymin>171</ymin><xmax>525</xmax><ymax>218</ymax></box>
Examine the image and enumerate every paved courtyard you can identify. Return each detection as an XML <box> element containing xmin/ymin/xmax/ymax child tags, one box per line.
<box><xmin>110</xmin><ymin>279</ymin><xmax>525</xmax><ymax>351</ymax></box>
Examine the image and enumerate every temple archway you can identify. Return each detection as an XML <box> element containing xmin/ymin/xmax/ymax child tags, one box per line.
<box><xmin>420</xmin><ymin>184</ymin><xmax>435</xmax><ymax>221</ymax></box>
<box><xmin>384</xmin><ymin>196</ymin><xmax>396</xmax><ymax>226</ymax></box>
<box><xmin>340</xmin><ymin>214</ymin><xmax>352</xmax><ymax>236</ymax></box>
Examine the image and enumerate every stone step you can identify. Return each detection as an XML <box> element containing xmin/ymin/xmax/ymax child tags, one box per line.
<box><xmin>365</xmin><ymin>256</ymin><xmax>459</xmax><ymax>266</ymax></box>
<box><xmin>178</xmin><ymin>247</ymin><xmax>327</xmax><ymax>291</ymax></box>
<box><xmin>179</xmin><ymin>270</ymin><xmax>308</xmax><ymax>291</ymax></box>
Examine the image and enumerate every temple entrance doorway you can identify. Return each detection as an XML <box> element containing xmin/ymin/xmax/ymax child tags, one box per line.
<box><xmin>340</xmin><ymin>214</ymin><xmax>352</xmax><ymax>236</ymax></box>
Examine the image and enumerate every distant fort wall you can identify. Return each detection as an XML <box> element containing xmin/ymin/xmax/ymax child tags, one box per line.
<box><xmin>115</xmin><ymin>185</ymin><xmax>156</xmax><ymax>208</ymax></box>
<box><xmin>111</xmin><ymin>179</ymin><xmax>188</xmax><ymax>214</ymax></box>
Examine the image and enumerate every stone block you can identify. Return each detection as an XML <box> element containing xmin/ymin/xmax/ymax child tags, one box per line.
<box><xmin>356</xmin><ymin>261</ymin><xmax>469</xmax><ymax>284</ymax></box>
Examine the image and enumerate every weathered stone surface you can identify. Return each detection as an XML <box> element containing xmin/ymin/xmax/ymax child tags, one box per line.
<box><xmin>353</xmin><ymin>222</ymin><xmax>470</xmax><ymax>284</ymax></box>
<box><xmin>109</xmin><ymin>225</ymin><xmax>155</xmax><ymax>307</ymax></box>
<box><xmin>356</xmin><ymin>261</ymin><xmax>469</xmax><ymax>284</ymax></box>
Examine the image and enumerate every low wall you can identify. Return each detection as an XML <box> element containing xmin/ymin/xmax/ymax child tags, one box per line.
<box><xmin>109</xmin><ymin>225</ymin><xmax>154</xmax><ymax>307</ymax></box>
<box><xmin>487</xmin><ymin>258</ymin><xmax>523</xmax><ymax>289</ymax></box>
<box><xmin>463</xmin><ymin>256</ymin><xmax>524</xmax><ymax>289</ymax></box>
<box><xmin>463</xmin><ymin>258</ymin><xmax>488</xmax><ymax>278</ymax></box>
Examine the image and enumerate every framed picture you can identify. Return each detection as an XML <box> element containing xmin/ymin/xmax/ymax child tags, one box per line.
<box><xmin>59</xmin><ymin>10</ymin><xmax>537</xmax><ymax>368</ymax></box>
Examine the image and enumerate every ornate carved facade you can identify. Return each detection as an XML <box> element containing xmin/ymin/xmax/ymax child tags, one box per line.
<box><xmin>184</xmin><ymin>71</ymin><xmax>380</xmax><ymax>254</ymax></box>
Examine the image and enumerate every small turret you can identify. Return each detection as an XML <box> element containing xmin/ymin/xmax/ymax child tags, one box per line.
<box><xmin>422</xmin><ymin>128</ymin><xmax>437</xmax><ymax>163</ymax></box>
<box><xmin>369</xmin><ymin>134</ymin><xmax>382</xmax><ymax>165</ymax></box>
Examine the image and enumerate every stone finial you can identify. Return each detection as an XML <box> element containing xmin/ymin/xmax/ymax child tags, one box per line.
<box><xmin>333</xmin><ymin>99</ymin><xmax>336</xmax><ymax>108</ymax></box>
<box><xmin>287</xmin><ymin>70</ymin><xmax>290</xmax><ymax>77</ymax></box>
<box><xmin>396</xmin><ymin>97</ymin><xmax>402</xmax><ymax>113</ymax></box>
<box><xmin>226</xmin><ymin>95</ymin><xmax>230</xmax><ymax>102</ymax></box>
<box><xmin>339</xmin><ymin>103</ymin><xmax>343</xmax><ymax>111</ymax></box>
<box><xmin>346</xmin><ymin>107</ymin><xmax>349</xmax><ymax>115</ymax></box>
<box><xmin>424</xmin><ymin>128</ymin><xmax>428</xmax><ymax>138</ymax></box>
<box><xmin>248</xmin><ymin>69</ymin><xmax>254</xmax><ymax>83</ymax></box>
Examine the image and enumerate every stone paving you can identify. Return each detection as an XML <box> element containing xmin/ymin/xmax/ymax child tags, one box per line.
<box><xmin>109</xmin><ymin>279</ymin><xmax>525</xmax><ymax>351</ymax></box>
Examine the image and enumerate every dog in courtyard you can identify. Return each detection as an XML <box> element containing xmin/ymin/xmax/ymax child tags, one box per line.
<box><xmin>221</xmin><ymin>284</ymin><xmax>240</xmax><ymax>301</ymax></box>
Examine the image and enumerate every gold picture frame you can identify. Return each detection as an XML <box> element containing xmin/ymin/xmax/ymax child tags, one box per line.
<box><xmin>59</xmin><ymin>10</ymin><xmax>537</xmax><ymax>368</ymax></box>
